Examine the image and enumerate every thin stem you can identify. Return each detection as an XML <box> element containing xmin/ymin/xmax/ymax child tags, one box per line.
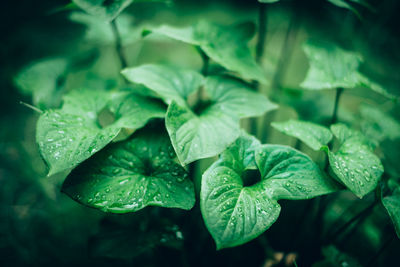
<box><xmin>270</xmin><ymin>3</ymin><xmax>301</xmax><ymax>91</ymax></box>
<box><xmin>331</xmin><ymin>87</ymin><xmax>344</xmax><ymax>124</ymax></box>
<box><xmin>256</xmin><ymin>3</ymin><xmax>267</xmax><ymax>64</ymax></box>
<box><xmin>366</xmin><ymin>234</ymin><xmax>395</xmax><ymax>267</ymax></box>
<box><xmin>260</xmin><ymin>3</ymin><xmax>301</xmax><ymax>143</ymax></box>
<box><xmin>250</xmin><ymin>3</ymin><xmax>268</xmax><ymax>136</ymax></box>
<box><xmin>111</xmin><ymin>19</ymin><xmax>128</xmax><ymax>69</ymax></box>
<box><xmin>325</xmin><ymin>200</ymin><xmax>378</xmax><ymax>244</ymax></box>
<box><xmin>19</xmin><ymin>101</ymin><xmax>43</xmax><ymax>114</ymax></box>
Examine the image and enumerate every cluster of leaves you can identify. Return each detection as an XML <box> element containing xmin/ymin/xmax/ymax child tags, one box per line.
<box><xmin>14</xmin><ymin>0</ymin><xmax>400</xmax><ymax>259</ymax></box>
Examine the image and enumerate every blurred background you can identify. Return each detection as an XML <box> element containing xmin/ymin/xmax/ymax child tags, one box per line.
<box><xmin>1</xmin><ymin>0</ymin><xmax>400</xmax><ymax>266</ymax></box>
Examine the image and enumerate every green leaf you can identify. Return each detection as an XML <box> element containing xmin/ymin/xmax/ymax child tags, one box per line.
<box><xmin>382</xmin><ymin>184</ymin><xmax>400</xmax><ymax>238</ymax></box>
<box><xmin>201</xmin><ymin>133</ymin><xmax>337</xmax><ymax>249</ymax></box>
<box><xmin>271</xmin><ymin>120</ymin><xmax>333</xmax><ymax>150</ymax></box>
<box><xmin>301</xmin><ymin>40</ymin><xmax>362</xmax><ymax>90</ymax></box>
<box><xmin>69</xmin><ymin>12</ymin><xmax>140</xmax><ymax>45</ymax></box>
<box><xmin>73</xmin><ymin>0</ymin><xmax>171</xmax><ymax>21</ymax></box>
<box><xmin>256</xmin><ymin>145</ymin><xmax>338</xmax><ymax>200</ymax></box>
<box><xmin>322</xmin><ymin>124</ymin><xmax>383</xmax><ymax>198</ymax></box>
<box><xmin>62</xmin><ymin>126</ymin><xmax>195</xmax><ymax>213</ymax></box>
<box><xmin>14</xmin><ymin>58</ymin><xmax>68</xmax><ymax>109</ymax></box>
<box><xmin>36</xmin><ymin>88</ymin><xmax>165</xmax><ymax>176</ymax></box>
<box><xmin>72</xmin><ymin>0</ymin><xmax>133</xmax><ymax>21</ymax></box>
<box><xmin>360</xmin><ymin>104</ymin><xmax>400</xmax><ymax>142</ymax></box>
<box><xmin>326</xmin><ymin>0</ymin><xmax>361</xmax><ymax>17</ymax></box>
<box><xmin>166</xmin><ymin>75</ymin><xmax>277</xmax><ymax>165</ymax></box>
<box><xmin>327</xmin><ymin>0</ymin><xmax>375</xmax><ymax>16</ymax></box>
<box><xmin>301</xmin><ymin>40</ymin><xmax>396</xmax><ymax>100</ymax></box>
<box><xmin>145</xmin><ymin>21</ymin><xmax>267</xmax><ymax>83</ymax></box>
<box><xmin>166</xmin><ymin>100</ymin><xmax>240</xmax><ymax>166</ymax></box>
<box><xmin>123</xmin><ymin>64</ymin><xmax>276</xmax><ymax>165</ymax></box>
<box><xmin>122</xmin><ymin>64</ymin><xmax>204</xmax><ymax>106</ymax></box>
<box><xmin>330</xmin><ymin>123</ymin><xmax>374</xmax><ymax>147</ymax></box>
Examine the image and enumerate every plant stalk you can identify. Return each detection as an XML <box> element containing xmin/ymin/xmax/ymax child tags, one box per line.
<box><xmin>325</xmin><ymin>200</ymin><xmax>378</xmax><ymax>244</ymax></box>
<box><xmin>331</xmin><ymin>87</ymin><xmax>344</xmax><ymax>124</ymax></box>
<box><xmin>256</xmin><ymin>3</ymin><xmax>267</xmax><ymax>64</ymax></box>
<box><xmin>270</xmin><ymin>3</ymin><xmax>301</xmax><ymax>91</ymax></box>
<box><xmin>250</xmin><ymin>3</ymin><xmax>268</xmax><ymax>136</ymax></box>
<box><xmin>261</xmin><ymin>2</ymin><xmax>301</xmax><ymax>143</ymax></box>
<box><xmin>111</xmin><ymin>19</ymin><xmax>128</xmax><ymax>69</ymax></box>
<box><xmin>366</xmin><ymin>234</ymin><xmax>395</xmax><ymax>267</ymax></box>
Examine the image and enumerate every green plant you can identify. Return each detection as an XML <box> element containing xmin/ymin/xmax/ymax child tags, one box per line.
<box><xmin>11</xmin><ymin>0</ymin><xmax>400</xmax><ymax>266</ymax></box>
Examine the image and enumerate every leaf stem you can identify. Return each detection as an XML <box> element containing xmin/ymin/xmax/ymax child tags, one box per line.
<box><xmin>366</xmin><ymin>234</ymin><xmax>395</xmax><ymax>267</ymax></box>
<box><xmin>111</xmin><ymin>19</ymin><xmax>128</xmax><ymax>69</ymax></box>
<box><xmin>256</xmin><ymin>3</ymin><xmax>267</xmax><ymax>64</ymax></box>
<box><xmin>270</xmin><ymin>2</ymin><xmax>301</xmax><ymax>91</ymax></box>
<box><xmin>325</xmin><ymin>199</ymin><xmax>378</xmax><ymax>244</ymax></box>
<box><xmin>331</xmin><ymin>87</ymin><xmax>344</xmax><ymax>124</ymax></box>
<box><xmin>250</xmin><ymin>3</ymin><xmax>268</xmax><ymax>136</ymax></box>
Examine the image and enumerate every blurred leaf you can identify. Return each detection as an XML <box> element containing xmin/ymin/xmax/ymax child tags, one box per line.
<box><xmin>312</xmin><ymin>246</ymin><xmax>362</xmax><ymax>267</ymax></box>
<box><xmin>360</xmin><ymin>105</ymin><xmax>400</xmax><ymax>143</ymax></box>
<box><xmin>322</xmin><ymin>124</ymin><xmax>383</xmax><ymax>198</ymax></box>
<box><xmin>62</xmin><ymin>126</ymin><xmax>195</xmax><ymax>213</ymax></box>
<box><xmin>70</xmin><ymin>12</ymin><xmax>140</xmax><ymax>45</ymax></box>
<box><xmin>122</xmin><ymin>64</ymin><xmax>204</xmax><ymax>106</ymax></box>
<box><xmin>326</xmin><ymin>0</ymin><xmax>360</xmax><ymax>17</ymax></box>
<box><xmin>381</xmin><ymin>139</ymin><xmax>400</xmax><ymax>177</ymax></box>
<box><xmin>89</xmin><ymin>216</ymin><xmax>184</xmax><ymax>260</ymax></box>
<box><xmin>14</xmin><ymin>58</ymin><xmax>68</xmax><ymax>109</ymax></box>
<box><xmin>201</xmin><ymin>133</ymin><xmax>337</xmax><ymax>249</ymax></box>
<box><xmin>271</xmin><ymin>119</ymin><xmax>333</xmax><ymax>150</ymax></box>
<box><xmin>330</xmin><ymin>123</ymin><xmax>372</xmax><ymax>146</ymax></box>
<box><xmin>72</xmin><ymin>0</ymin><xmax>170</xmax><ymax>21</ymax></box>
<box><xmin>145</xmin><ymin>21</ymin><xmax>267</xmax><ymax>83</ymax></box>
<box><xmin>301</xmin><ymin>40</ymin><xmax>397</xmax><ymax>100</ymax></box>
<box><xmin>301</xmin><ymin>40</ymin><xmax>363</xmax><ymax>90</ymax></box>
<box><xmin>381</xmin><ymin>180</ymin><xmax>400</xmax><ymax>239</ymax></box>
<box><xmin>123</xmin><ymin>64</ymin><xmax>276</xmax><ymax>165</ymax></box>
<box><xmin>36</xmin><ymin>89</ymin><xmax>165</xmax><ymax>175</ymax></box>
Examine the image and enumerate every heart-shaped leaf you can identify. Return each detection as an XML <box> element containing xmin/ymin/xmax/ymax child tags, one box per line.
<box><xmin>301</xmin><ymin>40</ymin><xmax>397</xmax><ymax>100</ymax></box>
<box><xmin>14</xmin><ymin>58</ymin><xmax>68</xmax><ymax>109</ymax></box>
<box><xmin>144</xmin><ymin>21</ymin><xmax>267</xmax><ymax>83</ymax></box>
<box><xmin>322</xmin><ymin>124</ymin><xmax>383</xmax><ymax>198</ymax></box>
<box><xmin>62</xmin><ymin>126</ymin><xmax>195</xmax><ymax>213</ymax></box>
<box><xmin>201</xmin><ymin>133</ymin><xmax>337</xmax><ymax>249</ymax></box>
<box><xmin>271</xmin><ymin>120</ymin><xmax>333</xmax><ymax>150</ymax></box>
<box><xmin>37</xmin><ymin>88</ymin><xmax>165</xmax><ymax>176</ymax></box>
<box><xmin>123</xmin><ymin>64</ymin><xmax>277</xmax><ymax>165</ymax></box>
